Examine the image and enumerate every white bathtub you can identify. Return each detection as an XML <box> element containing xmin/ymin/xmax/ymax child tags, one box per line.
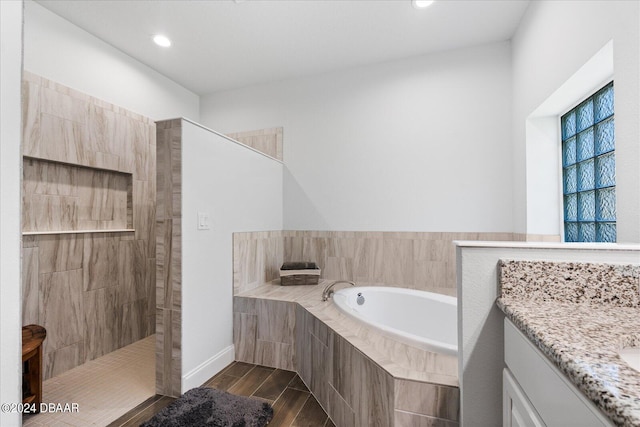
<box><xmin>332</xmin><ymin>286</ymin><xmax>457</xmax><ymax>356</ymax></box>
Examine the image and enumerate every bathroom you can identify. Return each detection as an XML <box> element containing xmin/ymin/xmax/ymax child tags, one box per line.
<box><xmin>1</xmin><ymin>0</ymin><xmax>639</xmax><ymax>426</ymax></box>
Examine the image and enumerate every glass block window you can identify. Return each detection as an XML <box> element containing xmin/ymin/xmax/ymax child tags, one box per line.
<box><xmin>561</xmin><ymin>82</ymin><xmax>615</xmax><ymax>242</ymax></box>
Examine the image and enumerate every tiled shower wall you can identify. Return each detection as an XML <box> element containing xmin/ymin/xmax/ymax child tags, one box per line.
<box><xmin>21</xmin><ymin>72</ymin><xmax>156</xmax><ymax>379</ymax></box>
<box><xmin>234</xmin><ymin>230</ymin><xmax>537</xmax><ymax>296</ymax></box>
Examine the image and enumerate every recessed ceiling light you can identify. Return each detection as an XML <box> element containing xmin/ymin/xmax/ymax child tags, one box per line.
<box><xmin>153</xmin><ymin>34</ymin><xmax>171</xmax><ymax>47</ymax></box>
<box><xmin>412</xmin><ymin>0</ymin><xmax>435</xmax><ymax>9</ymax></box>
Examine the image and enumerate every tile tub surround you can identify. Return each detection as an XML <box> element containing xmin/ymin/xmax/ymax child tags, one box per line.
<box><xmin>22</xmin><ymin>72</ymin><xmax>156</xmax><ymax>379</ymax></box>
<box><xmin>498</xmin><ymin>260</ymin><xmax>640</xmax><ymax>426</ymax></box>
<box><xmin>226</xmin><ymin>127</ymin><xmax>283</xmax><ymax>161</ymax></box>
<box><xmin>233</xmin><ymin>231</ymin><xmax>284</xmax><ymax>295</ymax></box>
<box><xmin>233</xmin><ymin>230</ymin><xmax>533</xmax><ymax>297</ymax></box>
<box><xmin>234</xmin><ymin>280</ymin><xmax>459</xmax><ymax>426</ymax></box>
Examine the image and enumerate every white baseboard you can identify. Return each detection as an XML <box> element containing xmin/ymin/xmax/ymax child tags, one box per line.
<box><xmin>181</xmin><ymin>345</ymin><xmax>235</xmax><ymax>392</ymax></box>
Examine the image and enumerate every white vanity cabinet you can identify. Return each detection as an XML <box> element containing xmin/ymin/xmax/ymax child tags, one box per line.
<box><xmin>503</xmin><ymin>319</ymin><xmax>614</xmax><ymax>427</ymax></box>
<box><xmin>503</xmin><ymin>368</ymin><xmax>545</xmax><ymax>427</ymax></box>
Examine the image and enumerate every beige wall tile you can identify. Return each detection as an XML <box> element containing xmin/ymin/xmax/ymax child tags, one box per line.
<box><xmin>22</xmin><ymin>247</ymin><xmax>40</xmax><ymax>325</ymax></box>
<box><xmin>394</xmin><ymin>411</ymin><xmax>459</xmax><ymax>427</ymax></box>
<box><xmin>284</xmin><ymin>236</ymin><xmax>304</xmax><ymax>261</ymax></box>
<box><xmin>303</xmin><ymin>237</ymin><xmax>328</xmax><ymax>272</ymax></box>
<box><xmin>255</xmin><ymin>340</ymin><xmax>294</xmax><ymax>370</ymax></box>
<box><xmin>82</xmin><ymin>234</ymin><xmax>119</xmax><ymax>291</ymax></box>
<box><xmin>38</xmin><ymin>234</ymin><xmax>83</xmax><ymax>274</ymax></box>
<box><xmin>331</xmin><ymin>334</ymin><xmax>358</xmax><ymax>410</ymax></box>
<box><xmin>307</xmin><ymin>310</ymin><xmax>330</xmax><ymax>347</ymax></box>
<box><xmin>359</xmin><ymin>354</ymin><xmax>394</xmax><ymax>426</ymax></box>
<box><xmin>23</xmin><ymin>158</ymin><xmax>78</xmax><ymax>197</ymax></box>
<box><xmin>414</xmin><ymin>260</ymin><xmax>448</xmax><ymax>290</ymax></box>
<box><xmin>147</xmin><ymin>258</ymin><xmax>157</xmax><ymax>334</ymax></box>
<box><xmin>118</xmin><ymin>239</ymin><xmax>148</xmax><ymax>303</ymax></box>
<box><xmin>324</xmin><ymin>257</ymin><xmax>354</xmax><ymax>281</ymax></box>
<box><xmin>22</xmin><ymin>235</ymin><xmax>38</xmax><ymax>248</ymax></box>
<box><xmin>233</xmin><ymin>312</ymin><xmax>257</xmax><ymax>363</ymax></box>
<box><xmin>309</xmin><ymin>329</ymin><xmax>332</xmax><ymax>408</ymax></box>
<box><xmin>295</xmin><ymin>306</ymin><xmax>310</xmax><ymax>384</ymax></box>
<box><xmin>354</xmin><ymin>237</ymin><xmax>384</xmax><ymax>283</ymax></box>
<box><xmin>256</xmin><ymin>299</ymin><xmax>295</xmax><ymax>344</ymax></box>
<box><xmin>40</xmin><ymin>86</ymin><xmax>87</xmax><ymax>124</ymax></box>
<box><xmin>233</xmin><ymin>233</ymin><xmax>284</xmax><ymax>295</ymax></box>
<box><xmin>154</xmin><ymin>119</ymin><xmax>182</xmax><ymax>397</ymax></box>
<box><xmin>22</xmin><ymin>81</ymin><xmax>42</xmax><ymax>158</ymax></box>
<box><xmin>328</xmin><ymin>385</ymin><xmax>356</xmax><ymax>427</ymax></box>
<box><xmin>86</xmin><ymin>103</ymin><xmax>115</xmax><ymax>154</ymax></box>
<box><xmin>40</xmin><ymin>269</ymin><xmax>84</xmax><ymax>357</ymax></box>
<box><xmin>395</xmin><ymin>379</ymin><xmax>459</xmax><ymax>421</ymax></box>
<box><xmin>83</xmin><ymin>287</ymin><xmax>120</xmax><ymax>361</ymax></box>
<box><xmin>226</xmin><ymin>127</ymin><xmax>283</xmax><ymax>161</ymax></box>
<box><xmin>170</xmin><ymin>219</ymin><xmax>182</xmax><ymax>311</ymax></box>
<box><xmin>23</xmin><ymin>194</ymin><xmax>78</xmax><ymax>232</ymax></box>
<box><xmin>120</xmin><ymin>299</ymin><xmax>148</xmax><ymax>348</ymax></box>
<box><xmin>171</xmin><ymin>309</ymin><xmax>182</xmax><ymax>397</ymax></box>
<box><xmin>383</xmin><ymin>239</ymin><xmax>414</xmax><ymax>286</ymax></box>
<box><xmin>22</xmin><ymin>74</ymin><xmax>155</xmax><ymax>380</ymax></box>
<box><xmin>39</xmin><ymin>113</ymin><xmax>85</xmax><ymax>164</ymax></box>
<box><xmin>43</xmin><ymin>341</ymin><xmax>85</xmax><ymax>380</ymax></box>
<box><xmin>155</xmin><ymin>308</ymin><xmax>167</xmax><ymax>394</ymax></box>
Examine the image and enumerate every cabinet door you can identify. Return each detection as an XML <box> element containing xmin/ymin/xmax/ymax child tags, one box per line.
<box><xmin>504</xmin><ymin>319</ymin><xmax>613</xmax><ymax>426</ymax></box>
<box><xmin>503</xmin><ymin>368</ymin><xmax>545</xmax><ymax>427</ymax></box>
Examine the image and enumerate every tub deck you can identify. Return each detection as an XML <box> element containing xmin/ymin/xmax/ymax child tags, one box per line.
<box><xmin>235</xmin><ymin>280</ymin><xmax>460</xmax><ymax>425</ymax></box>
<box><xmin>236</xmin><ymin>279</ymin><xmax>458</xmax><ymax>386</ymax></box>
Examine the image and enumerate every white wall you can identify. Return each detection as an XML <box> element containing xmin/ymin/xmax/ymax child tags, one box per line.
<box><xmin>23</xmin><ymin>0</ymin><xmax>199</xmax><ymax>121</ymax></box>
<box><xmin>200</xmin><ymin>42</ymin><xmax>513</xmax><ymax>232</ymax></box>
<box><xmin>181</xmin><ymin>120</ymin><xmax>283</xmax><ymax>390</ymax></box>
<box><xmin>456</xmin><ymin>241</ymin><xmax>640</xmax><ymax>426</ymax></box>
<box><xmin>0</xmin><ymin>1</ymin><xmax>23</xmax><ymax>426</ymax></box>
<box><xmin>512</xmin><ymin>0</ymin><xmax>640</xmax><ymax>242</ymax></box>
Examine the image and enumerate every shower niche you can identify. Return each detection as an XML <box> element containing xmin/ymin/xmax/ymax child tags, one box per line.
<box><xmin>23</xmin><ymin>157</ymin><xmax>134</xmax><ymax>235</ymax></box>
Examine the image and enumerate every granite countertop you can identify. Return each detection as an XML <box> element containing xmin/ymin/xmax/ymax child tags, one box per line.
<box><xmin>497</xmin><ymin>260</ymin><xmax>640</xmax><ymax>427</ymax></box>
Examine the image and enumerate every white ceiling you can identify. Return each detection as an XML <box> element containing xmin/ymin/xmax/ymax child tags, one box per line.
<box><xmin>36</xmin><ymin>0</ymin><xmax>530</xmax><ymax>95</ymax></box>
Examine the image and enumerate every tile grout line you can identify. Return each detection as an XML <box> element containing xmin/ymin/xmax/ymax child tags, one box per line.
<box><xmin>288</xmin><ymin>393</ymin><xmax>312</xmax><ymax>426</ymax></box>
<box><xmin>265</xmin><ymin>374</ymin><xmax>298</xmax><ymax>407</ymax></box>
<box><xmin>247</xmin><ymin>367</ymin><xmax>278</xmax><ymax>397</ymax></box>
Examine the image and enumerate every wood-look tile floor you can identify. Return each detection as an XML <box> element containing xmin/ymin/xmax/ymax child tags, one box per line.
<box><xmin>108</xmin><ymin>362</ymin><xmax>333</xmax><ymax>427</ymax></box>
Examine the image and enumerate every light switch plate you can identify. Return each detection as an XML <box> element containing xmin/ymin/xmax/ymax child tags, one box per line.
<box><xmin>197</xmin><ymin>212</ymin><xmax>210</xmax><ymax>230</ymax></box>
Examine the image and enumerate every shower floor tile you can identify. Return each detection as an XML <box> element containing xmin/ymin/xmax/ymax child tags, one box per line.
<box><xmin>22</xmin><ymin>335</ymin><xmax>155</xmax><ymax>427</ymax></box>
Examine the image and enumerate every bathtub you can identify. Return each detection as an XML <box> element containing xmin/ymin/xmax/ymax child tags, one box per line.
<box><xmin>332</xmin><ymin>286</ymin><xmax>457</xmax><ymax>356</ymax></box>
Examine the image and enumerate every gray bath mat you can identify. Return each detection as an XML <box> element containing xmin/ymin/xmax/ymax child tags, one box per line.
<box><xmin>140</xmin><ymin>387</ymin><xmax>274</xmax><ymax>427</ymax></box>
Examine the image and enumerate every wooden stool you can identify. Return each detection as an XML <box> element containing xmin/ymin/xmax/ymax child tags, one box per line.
<box><xmin>22</xmin><ymin>325</ymin><xmax>46</xmax><ymax>411</ymax></box>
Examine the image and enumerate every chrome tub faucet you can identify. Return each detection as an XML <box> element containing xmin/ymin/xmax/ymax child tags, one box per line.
<box><xmin>321</xmin><ymin>280</ymin><xmax>355</xmax><ymax>301</ymax></box>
